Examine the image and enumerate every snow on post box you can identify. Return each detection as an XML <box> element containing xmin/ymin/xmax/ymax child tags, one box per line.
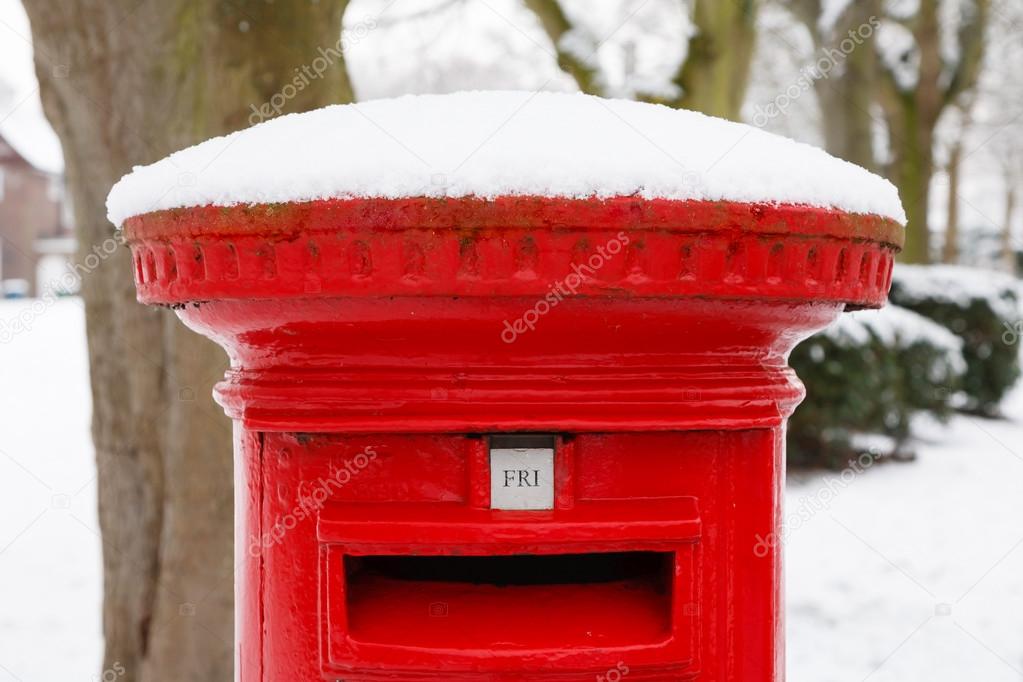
<box><xmin>109</xmin><ymin>92</ymin><xmax>905</xmax><ymax>681</ymax></box>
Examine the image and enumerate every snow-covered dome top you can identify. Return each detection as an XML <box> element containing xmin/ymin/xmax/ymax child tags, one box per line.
<box><xmin>106</xmin><ymin>91</ymin><xmax>905</xmax><ymax>228</ymax></box>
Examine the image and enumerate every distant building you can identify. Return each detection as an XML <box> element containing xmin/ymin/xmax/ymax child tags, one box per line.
<box><xmin>0</xmin><ymin>130</ymin><xmax>74</xmax><ymax>297</ymax></box>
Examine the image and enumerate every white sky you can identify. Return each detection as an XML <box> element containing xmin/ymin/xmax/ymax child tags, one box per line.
<box><xmin>0</xmin><ymin>0</ymin><xmax>62</xmax><ymax>173</ymax></box>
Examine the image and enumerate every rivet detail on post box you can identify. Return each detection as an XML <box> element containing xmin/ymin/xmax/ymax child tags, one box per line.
<box><xmin>490</xmin><ymin>436</ymin><xmax>555</xmax><ymax>510</ymax></box>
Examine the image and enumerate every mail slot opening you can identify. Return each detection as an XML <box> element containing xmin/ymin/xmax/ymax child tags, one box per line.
<box><xmin>344</xmin><ymin>551</ymin><xmax>674</xmax><ymax>649</ymax></box>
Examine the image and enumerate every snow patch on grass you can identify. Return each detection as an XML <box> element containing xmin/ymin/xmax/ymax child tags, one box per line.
<box><xmin>893</xmin><ymin>265</ymin><xmax>1021</xmax><ymax>322</ymax></box>
<box><xmin>825</xmin><ymin>304</ymin><xmax>967</xmax><ymax>373</ymax></box>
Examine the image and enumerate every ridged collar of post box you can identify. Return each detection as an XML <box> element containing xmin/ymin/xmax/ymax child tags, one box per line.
<box><xmin>122</xmin><ymin>196</ymin><xmax>901</xmax><ymax>307</ymax></box>
<box><xmin>119</xmin><ymin>196</ymin><xmax>902</xmax><ymax>434</ymax></box>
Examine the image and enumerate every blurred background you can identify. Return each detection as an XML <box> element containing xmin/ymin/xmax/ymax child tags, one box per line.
<box><xmin>0</xmin><ymin>0</ymin><xmax>1021</xmax><ymax>680</ymax></box>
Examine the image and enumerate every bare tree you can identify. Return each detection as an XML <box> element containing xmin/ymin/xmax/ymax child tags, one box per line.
<box><xmin>877</xmin><ymin>0</ymin><xmax>990</xmax><ymax>263</ymax></box>
<box><xmin>22</xmin><ymin>2</ymin><xmax>355</xmax><ymax>680</ymax></box>
<box><xmin>522</xmin><ymin>0</ymin><xmax>605</xmax><ymax>95</ymax></box>
<box><xmin>979</xmin><ymin>0</ymin><xmax>1023</xmax><ymax>271</ymax></box>
<box><xmin>523</xmin><ymin>0</ymin><xmax>759</xmax><ymax>120</ymax></box>
<box><xmin>940</xmin><ymin>98</ymin><xmax>975</xmax><ymax>263</ymax></box>
<box><xmin>782</xmin><ymin>0</ymin><xmax>882</xmax><ymax>172</ymax></box>
<box><xmin>943</xmin><ymin>135</ymin><xmax>965</xmax><ymax>263</ymax></box>
<box><xmin>997</xmin><ymin>144</ymin><xmax>1021</xmax><ymax>270</ymax></box>
<box><xmin>783</xmin><ymin>0</ymin><xmax>991</xmax><ymax>264</ymax></box>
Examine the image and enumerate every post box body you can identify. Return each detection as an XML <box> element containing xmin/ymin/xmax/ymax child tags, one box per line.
<box><xmin>124</xmin><ymin>198</ymin><xmax>901</xmax><ymax>681</ymax></box>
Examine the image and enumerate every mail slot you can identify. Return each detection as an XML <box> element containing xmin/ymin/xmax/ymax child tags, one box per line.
<box><xmin>121</xmin><ymin>191</ymin><xmax>901</xmax><ymax>680</ymax></box>
<box><xmin>278</xmin><ymin>430</ymin><xmax>704</xmax><ymax>678</ymax></box>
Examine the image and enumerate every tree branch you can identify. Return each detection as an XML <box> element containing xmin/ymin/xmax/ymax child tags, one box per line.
<box><xmin>943</xmin><ymin>0</ymin><xmax>990</xmax><ymax>107</ymax></box>
<box><xmin>662</xmin><ymin>0</ymin><xmax>758</xmax><ymax>119</ymax></box>
<box><xmin>521</xmin><ymin>0</ymin><xmax>606</xmax><ymax>96</ymax></box>
<box><xmin>876</xmin><ymin>50</ymin><xmax>913</xmax><ymax>125</ymax></box>
<box><xmin>779</xmin><ymin>0</ymin><xmax>823</xmax><ymax>43</ymax></box>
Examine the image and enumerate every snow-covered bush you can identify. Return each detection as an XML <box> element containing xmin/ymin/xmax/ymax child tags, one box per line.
<box><xmin>889</xmin><ymin>266</ymin><xmax>1021</xmax><ymax>417</ymax></box>
<box><xmin>788</xmin><ymin>305</ymin><xmax>966</xmax><ymax>469</ymax></box>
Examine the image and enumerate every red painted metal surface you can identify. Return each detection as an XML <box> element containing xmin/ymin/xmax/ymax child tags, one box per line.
<box><xmin>123</xmin><ymin>196</ymin><xmax>901</xmax><ymax>681</ymax></box>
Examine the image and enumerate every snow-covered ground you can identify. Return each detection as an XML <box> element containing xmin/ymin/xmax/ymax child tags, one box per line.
<box><xmin>0</xmin><ymin>298</ymin><xmax>101</xmax><ymax>680</ymax></box>
<box><xmin>1</xmin><ymin>298</ymin><xmax>1021</xmax><ymax>680</ymax></box>
<box><xmin>787</xmin><ymin>408</ymin><xmax>1023</xmax><ymax>679</ymax></box>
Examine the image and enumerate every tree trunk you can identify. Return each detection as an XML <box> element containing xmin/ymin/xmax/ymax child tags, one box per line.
<box><xmin>889</xmin><ymin>106</ymin><xmax>936</xmax><ymax>263</ymax></box>
<box><xmin>810</xmin><ymin>0</ymin><xmax>881</xmax><ymax>172</ymax></box>
<box><xmin>876</xmin><ymin>0</ymin><xmax>990</xmax><ymax>264</ymax></box>
<box><xmin>673</xmin><ymin>0</ymin><xmax>758</xmax><ymax>120</ymax></box>
<box><xmin>893</xmin><ymin>0</ymin><xmax>941</xmax><ymax>264</ymax></box>
<box><xmin>817</xmin><ymin>76</ymin><xmax>877</xmax><ymax>172</ymax></box>
<box><xmin>943</xmin><ymin>140</ymin><xmax>963</xmax><ymax>263</ymax></box>
<box><xmin>22</xmin><ymin>2</ymin><xmax>354</xmax><ymax>680</ymax></box>
<box><xmin>1003</xmin><ymin>182</ymin><xmax>1018</xmax><ymax>271</ymax></box>
<box><xmin>522</xmin><ymin>0</ymin><xmax>604</xmax><ymax>95</ymax></box>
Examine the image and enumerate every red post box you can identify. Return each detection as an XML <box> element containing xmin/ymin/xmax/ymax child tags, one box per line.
<box><xmin>121</xmin><ymin>194</ymin><xmax>901</xmax><ymax>680</ymax></box>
